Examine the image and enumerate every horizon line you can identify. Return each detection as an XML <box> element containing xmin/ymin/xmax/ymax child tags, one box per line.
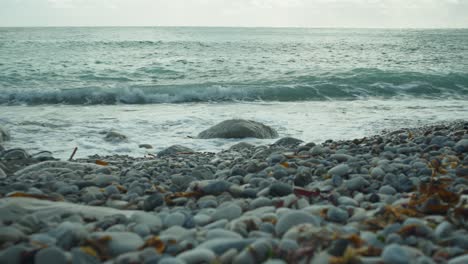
<box><xmin>1</xmin><ymin>25</ymin><xmax>468</xmax><ymax>30</ymax></box>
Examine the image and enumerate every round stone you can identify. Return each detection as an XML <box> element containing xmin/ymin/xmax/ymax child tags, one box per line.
<box><xmin>35</xmin><ymin>247</ymin><xmax>68</xmax><ymax>264</ymax></box>
<box><xmin>275</xmin><ymin>211</ymin><xmax>321</xmax><ymax>236</ymax></box>
<box><xmin>327</xmin><ymin>207</ymin><xmax>348</xmax><ymax>223</ymax></box>
<box><xmin>269</xmin><ymin>183</ymin><xmax>293</xmax><ymax>197</ymax></box>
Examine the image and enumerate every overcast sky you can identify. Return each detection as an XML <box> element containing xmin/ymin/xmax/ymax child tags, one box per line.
<box><xmin>1</xmin><ymin>0</ymin><xmax>468</xmax><ymax>28</ymax></box>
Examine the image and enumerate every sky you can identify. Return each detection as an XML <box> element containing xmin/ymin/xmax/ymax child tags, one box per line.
<box><xmin>1</xmin><ymin>0</ymin><xmax>468</xmax><ymax>28</ymax></box>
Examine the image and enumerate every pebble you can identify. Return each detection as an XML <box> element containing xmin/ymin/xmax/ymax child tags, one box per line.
<box><xmin>212</xmin><ymin>203</ymin><xmax>242</xmax><ymax>221</ymax></box>
<box><xmin>89</xmin><ymin>232</ymin><xmax>144</xmax><ymax>257</ymax></box>
<box><xmin>327</xmin><ymin>206</ymin><xmax>348</xmax><ymax>223</ymax></box>
<box><xmin>275</xmin><ymin>211</ymin><xmax>321</xmax><ymax>236</ymax></box>
<box><xmin>448</xmin><ymin>254</ymin><xmax>468</xmax><ymax>264</ymax></box>
<box><xmin>371</xmin><ymin>167</ymin><xmax>385</xmax><ymax>178</ymax></box>
<box><xmin>164</xmin><ymin>212</ymin><xmax>186</xmax><ymax>227</ymax></box>
<box><xmin>382</xmin><ymin>244</ymin><xmax>412</xmax><ymax>264</ymax></box>
<box><xmin>328</xmin><ymin>164</ymin><xmax>349</xmax><ymax>177</ymax></box>
<box><xmin>35</xmin><ymin>247</ymin><xmax>68</xmax><ymax>264</ymax></box>
<box><xmin>345</xmin><ymin>176</ymin><xmax>369</xmax><ymax>191</ymax></box>
<box><xmin>379</xmin><ymin>185</ymin><xmax>397</xmax><ymax>195</ymax></box>
<box><xmin>0</xmin><ymin>226</ymin><xmax>26</xmax><ymax>244</ymax></box>
<box><xmin>206</xmin><ymin>228</ymin><xmax>243</xmax><ymax>240</ymax></box>
<box><xmin>177</xmin><ymin>248</ymin><xmax>216</xmax><ymax>264</ymax></box>
<box><xmin>269</xmin><ymin>182</ymin><xmax>293</xmax><ymax>197</ymax></box>
<box><xmin>198</xmin><ymin>238</ymin><xmax>256</xmax><ymax>255</ymax></box>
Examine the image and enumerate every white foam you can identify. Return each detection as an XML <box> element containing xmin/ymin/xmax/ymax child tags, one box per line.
<box><xmin>1</xmin><ymin>99</ymin><xmax>467</xmax><ymax>159</ymax></box>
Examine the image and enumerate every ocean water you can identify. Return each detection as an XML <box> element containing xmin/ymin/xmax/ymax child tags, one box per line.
<box><xmin>0</xmin><ymin>27</ymin><xmax>467</xmax><ymax>158</ymax></box>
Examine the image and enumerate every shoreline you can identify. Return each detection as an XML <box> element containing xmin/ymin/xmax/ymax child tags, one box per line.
<box><xmin>1</xmin><ymin>120</ymin><xmax>467</xmax><ymax>263</ymax></box>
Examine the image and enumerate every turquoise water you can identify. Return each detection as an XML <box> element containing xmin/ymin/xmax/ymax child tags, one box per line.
<box><xmin>1</xmin><ymin>27</ymin><xmax>467</xmax><ymax>104</ymax></box>
<box><xmin>1</xmin><ymin>27</ymin><xmax>468</xmax><ymax>158</ymax></box>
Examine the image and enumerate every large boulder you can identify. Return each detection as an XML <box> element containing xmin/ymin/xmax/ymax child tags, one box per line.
<box><xmin>0</xmin><ymin>126</ymin><xmax>10</xmax><ymax>143</ymax></box>
<box><xmin>198</xmin><ymin>119</ymin><xmax>278</xmax><ymax>139</ymax></box>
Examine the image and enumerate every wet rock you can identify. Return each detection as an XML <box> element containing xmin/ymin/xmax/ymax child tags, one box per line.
<box><xmin>382</xmin><ymin>244</ymin><xmax>420</xmax><ymax>264</ymax></box>
<box><xmin>35</xmin><ymin>247</ymin><xmax>68</xmax><ymax>264</ymax></box>
<box><xmin>329</xmin><ymin>164</ymin><xmax>349</xmax><ymax>177</ymax></box>
<box><xmin>275</xmin><ymin>211</ymin><xmax>321</xmax><ymax>236</ymax></box>
<box><xmin>269</xmin><ymin>182</ymin><xmax>293</xmax><ymax>197</ymax></box>
<box><xmin>448</xmin><ymin>254</ymin><xmax>468</xmax><ymax>264</ymax></box>
<box><xmin>274</xmin><ymin>137</ymin><xmax>303</xmax><ymax>147</ymax></box>
<box><xmin>139</xmin><ymin>144</ymin><xmax>153</xmax><ymax>149</ymax></box>
<box><xmin>0</xmin><ymin>226</ymin><xmax>26</xmax><ymax>244</ymax></box>
<box><xmin>71</xmin><ymin>247</ymin><xmax>100</xmax><ymax>264</ymax></box>
<box><xmin>143</xmin><ymin>193</ymin><xmax>164</xmax><ymax>211</ymax></box>
<box><xmin>0</xmin><ymin>126</ymin><xmax>10</xmax><ymax>142</ymax></box>
<box><xmin>454</xmin><ymin>139</ymin><xmax>468</xmax><ymax>153</ymax></box>
<box><xmin>177</xmin><ymin>248</ymin><xmax>216</xmax><ymax>264</ymax></box>
<box><xmin>104</xmin><ymin>131</ymin><xmax>128</xmax><ymax>142</ymax></box>
<box><xmin>198</xmin><ymin>238</ymin><xmax>256</xmax><ymax>255</ymax></box>
<box><xmin>158</xmin><ymin>145</ymin><xmax>194</xmax><ymax>156</ymax></box>
<box><xmin>198</xmin><ymin>119</ymin><xmax>278</xmax><ymax>139</ymax></box>
<box><xmin>212</xmin><ymin>203</ymin><xmax>242</xmax><ymax>221</ymax></box>
<box><xmin>327</xmin><ymin>206</ymin><xmax>348</xmax><ymax>223</ymax></box>
<box><xmin>89</xmin><ymin>232</ymin><xmax>144</xmax><ymax>257</ymax></box>
<box><xmin>345</xmin><ymin>176</ymin><xmax>369</xmax><ymax>191</ymax></box>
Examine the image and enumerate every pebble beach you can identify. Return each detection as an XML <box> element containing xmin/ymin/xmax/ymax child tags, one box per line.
<box><xmin>1</xmin><ymin>120</ymin><xmax>467</xmax><ymax>264</ymax></box>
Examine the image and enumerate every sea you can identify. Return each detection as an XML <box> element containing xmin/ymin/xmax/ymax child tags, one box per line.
<box><xmin>0</xmin><ymin>27</ymin><xmax>467</xmax><ymax>159</ymax></box>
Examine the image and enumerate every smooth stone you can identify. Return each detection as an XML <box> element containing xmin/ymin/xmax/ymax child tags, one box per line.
<box><xmin>158</xmin><ymin>145</ymin><xmax>194</xmax><ymax>156</ymax></box>
<box><xmin>275</xmin><ymin>211</ymin><xmax>321</xmax><ymax>236</ymax></box>
<box><xmin>130</xmin><ymin>212</ymin><xmax>163</xmax><ymax>232</ymax></box>
<box><xmin>193</xmin><ymin>214</ymin><xmax>212</xmax><ymax>226</ymax></box>
<box><xmin>454</xmin><ymin>139</ymin><xmax>468</xmax><ymax>152</ymax></box>
<box><xmin>371</xmin><ymin>167</ymin><xmax>385</xmax><ymax>178</ymax></box>
<box><xmin>164</xmin><ymin>212</ymin><xmax>186</xmax><ymax>227</ymax></box>
<box><xmin>212</xmin><ymin>203</ymin><xmax>242</xmax><ymax>221</ymax></box>
<box><xmin>71</xmin><ymin>248</ymin><xmax>100</xmax><ymax>264</ymax></box>
<box><xmin>0</xmin><ymin>167</ymin><xmax>6</xmax><ymax>178</ymax></box>
<box><xmin>345</xmin><ymin>176</ymin><xmax>369</xmax><ymax>191</ymax></box>
<box><xmin>434</xmin><ymin>221</ymin><xmax>453</xmax><ymax>240</ymax></box>
<box><xmin>0</xmin><ymin>126</ymin><xmax>10</xmax><ymax>142</ymax></box>
<box><xmin>206</xmin><ymin>228</ymin><xmax>243</xmax><ymax>240</ymax></box>
<box><xmin>233</xmin><ymin>239</ymin><xmax>272</xmax><ymax>264</ymax></box>
<box><xmin>330</xmin><ymin>154</ymin><xmax>353</xmax><ymax>162</ymax></box>
<box><xmin>104</xmin><ymin>131</ymin><xmax>128</xmax><ymax>142</ymax></box>
<box><xmin>0</xmin><ymin>245</ymin><xmax>29</xmax><ymax>264</ymax></box>
<box><xmin>0</xmin><ymin>226</ymin><xmax>26</xmax><ymax>244</ymax></box>
<box><xmin>201</xmin><ymin>180</ymin><xmax>231</xmax><ymax>195</ymax></box>
<box><xmin>35</xmin><ymin>247</ymin><xmax>68</xmax><ymax>264</ymax></box>
<box><xmin>251</xmin><ymin>197</ymin><xmax>273</xmax><ymax>208</ymax></box>
<box><xmin>327</xmin><ymin>206</ymin><xmax>348</xmax><ymax>223</ymax></box>
<box><xmin>177</xmin><ymin>248</ymin><xmax>216</xmax><ymax>264</ymax></box>
<box><xmin>192</xmin><ymin>166</ymin><xmax>214</xmax><ymax>180</ymax></box>
<box><xmin>198</xmin><ymin>238</ymin><xmax>256</xmax><ymax>255</ymax></box>
<box><xmin>338</xmin><ymin>196</ymin><xmax>359</xmax><ymax>207</ymax></box>
<box><xmin>382</xmin><ymin>244</ymin><xmax>411</xmax><ymax>264</ymax></box>
<box><xmin>310</xmin><ymin>146</ymin><xmax>324</xmax><ymax>155</ymax></box>
<box><xmin>448</xmin><ymin>254</ymin><xmax>468</xmax><ymax>264</ymax></box>
<box><xmin>139</xmin><ymin>144</ymin><xmax>153</xmax><ymax>149</ymax></box>
<box><xmin>328</xmin><ymin>164</ymin><xmax>349</xmax><ymax>177</ymax></box>
<box><xmin>143</xmin><ymin>193</ymin><xmax>164</xmax><ymax>211</ymax></box>
<box><xmin>379</xmin><ymin>185</ymin><xmax>397</xmax><ymax>195</ymax></box>
<box><xmin>93</xmin><ymin>174</ymin><xmax>119</xmax><ymax>187</ymax></box>
<box><xmin>274</xmin><ymin>137</ymin><xmax>303</xmax><ymax>147</ymax></box>
<box><xmin>198</xmin><ymin>119</ymin><xmax>278</xmax><ymax>139</ymax></box>
<box><xmin>30</xmin><ymin>234</ymin><xmax>57</xmax><ymax>246</ymax></box>
<box><xmin>159</xmin><ymin>257</ymin><xmax>186</xmax><ymax>264</ymax></box>
<box><xmin>264</xmin><ymin>260</ymin><xmax>287</xmax><ymax>264</ymax></box>
<box><xmin>49</xmin><ymin>222</ymin><xmax>88</xmax><ymax>250</ymax></box>
<box><xmin>90</xmin><ymin>232</ymin><xmax>144</xmax><ymax>257</ymax></box>
<box><xmin>269</xmin><ymin>182</ymin><xmax>293</xmax><ymax>197</ymax></box>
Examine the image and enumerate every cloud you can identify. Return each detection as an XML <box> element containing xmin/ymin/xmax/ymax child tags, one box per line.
<box><xmin>1</xmin><ymin>0</ymin><xmax>467</xmax><ymax>27</ymax></box>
